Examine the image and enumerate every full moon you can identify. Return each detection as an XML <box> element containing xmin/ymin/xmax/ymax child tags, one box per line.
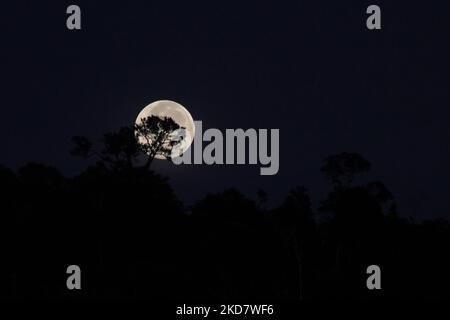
<box><xmin>135</xmin><ymin>100</ymin><xmax>195</xmax><ymax>160</ymax></box>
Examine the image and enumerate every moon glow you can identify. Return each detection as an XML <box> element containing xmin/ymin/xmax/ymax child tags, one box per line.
<box><xmin>135</xmin><ymin>100</ymin><xmax>195</xmax><ymax>160</ymax></box>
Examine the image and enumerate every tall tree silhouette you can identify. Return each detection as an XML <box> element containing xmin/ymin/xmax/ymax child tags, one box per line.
<box><xmin>71</xmin><ymin>116</ymin><xmax>182</xmax><ymax>170</ymax></box>
<box><xmin>275</xmin><ymin>186</ymin><xmax>314</xmax><ymax>299</ymax></box>
<box><xmin>320</xmin><ymin>152</ymin><xmax>395</xmax><ymax>297</ymax></box>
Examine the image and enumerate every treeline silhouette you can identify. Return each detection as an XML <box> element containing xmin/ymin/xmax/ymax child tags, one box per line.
<box><xmin>0</xmin><ymin>124</ymin><xmax>449</xmax><ymax>299</ymax></box>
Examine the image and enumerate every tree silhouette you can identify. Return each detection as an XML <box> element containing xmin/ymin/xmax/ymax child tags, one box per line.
<box><xmin>319</xmin><ymin>153</ymin><xmax>397</xmax><ymax>297</ymax></box>
<box><xmin>275</xmin><ymin>186</ymin><xmax>315</xmax><ymax>299</ymax></box>
<box><xmin>256</xmin><ymin>189</ymin><xmax>268</xmax><ymax>209</ymax></box>
<box><xmin>71</xmin><ymin>115</ymin><xmax>182</xmax><ymax>170</ymax></box>
<box><xmin>320</xmin><ymin>153</ymin><xmax>394</xmax><ymax>224</ymax></box>
<box><xmin>321</xmin><ymin>152</ymin><xmax>371</xmax><ymax>187</ymax></box>
<box><xmin>2</xmin><ymin>137</ymin><xmax>450</xmax><ymax>299</ymax></box>
<box><xmin>134</xmin><ymin>116</ymin><xmax>183</xmax><ymax>169</ymax></box>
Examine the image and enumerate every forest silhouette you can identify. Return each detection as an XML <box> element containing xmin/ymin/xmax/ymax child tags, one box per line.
<box><xmin>0</xmin><ymin>118</ymin><xmax>449</xmax><ymax>299</ymax></box>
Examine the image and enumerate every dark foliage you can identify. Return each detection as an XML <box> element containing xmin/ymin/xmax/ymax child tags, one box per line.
<box><xmin>0</xmin><ymin>147</ymin><xmax>449</xmax><ymax>299</ymax></box>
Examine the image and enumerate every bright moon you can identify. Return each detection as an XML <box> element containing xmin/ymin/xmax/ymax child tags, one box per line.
<box><xmin>135</xmin><ymin>100</ymin><xmax>195</xmax><ymax>160</ymax></box>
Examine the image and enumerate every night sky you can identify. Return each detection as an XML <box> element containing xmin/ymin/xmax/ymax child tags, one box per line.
<box><xmin>1</xmin><ymin>1</ymin><xmax>449</xmax><ymax>219</ymax></box>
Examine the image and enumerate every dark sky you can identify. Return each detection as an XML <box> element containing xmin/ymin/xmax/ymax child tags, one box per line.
<box><xmin>1</xmin><ymin>1</ymin><xmax>449</xmax><ymax>219</ymax></box>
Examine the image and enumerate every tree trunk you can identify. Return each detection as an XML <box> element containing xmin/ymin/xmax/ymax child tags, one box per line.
<box><xmin>144</xmin><ymin>155</ymin><xmax>154</xmax><ymax>170</ymax></box>
<box><xmin>292</xmin><ymin>234</ymin><xmax>303</xmax><ymax>300</ymax></box>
